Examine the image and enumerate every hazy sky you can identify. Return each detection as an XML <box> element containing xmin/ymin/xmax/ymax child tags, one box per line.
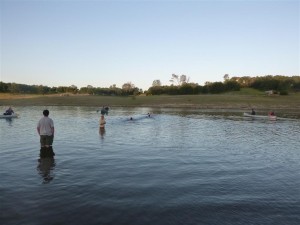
<box><xmin>1</xmin><ymin>0</ymin><xmax>299</xmax><ymax>90</ymax></box>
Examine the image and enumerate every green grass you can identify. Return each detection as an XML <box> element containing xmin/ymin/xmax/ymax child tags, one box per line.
<box><xmin>0</xmin><ymin>89</ymin><xmax>299</xmax><ymax>112</ymax></box>
<box><xmin>226</xmin><ymin>88</ymin><xmax>265</xmax><ymax>96</ymax></box>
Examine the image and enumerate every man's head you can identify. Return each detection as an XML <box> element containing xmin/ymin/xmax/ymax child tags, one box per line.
<box><xmin>43</xmin><ymin>109</ymin><xmax>49</xmax><ymax>116</ymax></box>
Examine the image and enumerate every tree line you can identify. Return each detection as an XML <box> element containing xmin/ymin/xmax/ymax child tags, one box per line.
<box><xmin>148</xmin><ymin>75</ymin><xmax>300</xmax><ymax>95</ymax></box>
<box><xmin>148</xmin><ymin>80</ymin><xmax>240</xmax><ymax>95</ymax></box>
<box><xmin>0</xmin><ymin>82</ymin><xmax>141</xmax><ymax>96</ymax></box>
<box><xmin>0</xmin><ymin>75</ymin><xmax>299</xmax><ymax>96</ymax></box>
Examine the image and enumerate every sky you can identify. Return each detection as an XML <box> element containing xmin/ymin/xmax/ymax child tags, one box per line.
<box><xmin>0</xmin><ymin>0</ymin><xmax>299</xmax><ymax>91</ymax></box>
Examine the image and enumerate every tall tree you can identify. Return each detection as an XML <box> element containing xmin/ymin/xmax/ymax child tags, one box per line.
<box><xmin>223</xmin><ymin>74</ymin><xmax>229</xmax><ymax>81</ymax></box>
<box><xmin>122</xmin><ymin>82</ymin><xmax>135</xmax><ymax>90</ymax></box>
<box><xmin>169</xmin><ymin>74</ymin><xmax>189</xmax><ymax>86</ymax></box>
<box><xmin>152</xmin><ymin>80</ymin><xmax>162</xmax><ymax>87</ymax></box>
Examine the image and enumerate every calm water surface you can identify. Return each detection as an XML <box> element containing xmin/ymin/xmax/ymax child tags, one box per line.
<box><xmin>1</xmin><ymin>106</ymin><xmax>300</xmax><ymax>225</ymax></box>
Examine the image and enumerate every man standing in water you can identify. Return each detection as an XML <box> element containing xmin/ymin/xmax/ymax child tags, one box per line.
<box><xmin>99</xmin><ymin>114</ymin><xmax>106</xmax><ymax>137</ymax></box>
<box><xmin>37</xmin><ymin>109</ymin><xmax>55</xmax><ymax>157</ymax></box>
<box><xmin>99</xmin><ymin>114</ymin><xmax>106</xmax><ymax>129</ymax></box>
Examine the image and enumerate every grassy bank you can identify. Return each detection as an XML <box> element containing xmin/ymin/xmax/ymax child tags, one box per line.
<box><xmin>1</xmin><ymin>90</ymin><xmax>299</xmax><ymax>111</ymax></box>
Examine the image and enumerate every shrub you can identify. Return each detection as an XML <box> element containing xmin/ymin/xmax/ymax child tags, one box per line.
<box><xmin>279</xmin><ymin>90</ymin><xmax>288</xmax><ymax>95</ymax></box>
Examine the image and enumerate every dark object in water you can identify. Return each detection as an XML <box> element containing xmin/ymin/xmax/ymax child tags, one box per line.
<box><xmin>37</xmin><ymin>157</ymin><xmax>55</xmax><ymax>184</ymax></box>
<box><xmin>40</xmin><ymin>146</ymin><xmax>55</xmax><ymax>158</ymax></box>
<box><xmin>100</xmin><ymin>107</ymin><xmax>109</xmax><ymax>115</ymax></box>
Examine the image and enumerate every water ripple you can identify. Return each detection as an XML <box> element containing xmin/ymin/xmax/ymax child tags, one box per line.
<box><xmin>1</xmin><ymin>107</ymin><xmax>299</xmax><ymax>225</ymax></box>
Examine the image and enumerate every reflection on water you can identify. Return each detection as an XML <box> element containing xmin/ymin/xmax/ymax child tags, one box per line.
<box><xmin>99</xmin><ymin>127</ymin><xmax>105</xmax><ymax>138</ymax></box>
<box><xmin>37</xmin><ymin>157</ymin><xmax>56</xmax><ymax>184</ymax></box>
<box><xmin>4</xmin><ymin>118</ymin><xmax>13</xmax><ymax>126</ymax></box>
<box><xmin>40</xmin><ymin>146</ymin><xmax>55</xmax><ymax>158</ymax></box>
<box><xmin>1</xmin><ymin>106</ymin><xmax>300</xmax><ymax>225</ymax></box>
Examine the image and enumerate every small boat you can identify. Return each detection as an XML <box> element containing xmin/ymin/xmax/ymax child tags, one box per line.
<box><xmin>0</xmin><ymin>113</ymin><xmax>19</xmax><ymax>119</ymax></box>
<box><xmin>243</xmin><ymin>112</ymin><xmax>276</xmax><ymax>120</ymax></box>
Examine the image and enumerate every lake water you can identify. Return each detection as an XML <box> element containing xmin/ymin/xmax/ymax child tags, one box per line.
<box><xmin>1</xmin><ymin>106</ymin><xmax>300</xmax><ymax>225</ymax></box>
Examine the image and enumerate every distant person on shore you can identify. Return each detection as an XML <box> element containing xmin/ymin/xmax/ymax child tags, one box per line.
<box><xmin>4</xmin><ymin>106</ymin><xmax>14</xmax><ymax>115</ymax></box>
<box><xmin>251</xmin><ymin>109</ymin><xmax>256</xmax><ymax>115</ymax></box>
<box><xmin>99</xmin><ymin>115</ymin><xmax>106</xmax><ymax>130</ymax></box>
<box><xmin>37</xmin><ymin>109</ymin><xmax>55</xmax><ymax>157</ymax></box>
